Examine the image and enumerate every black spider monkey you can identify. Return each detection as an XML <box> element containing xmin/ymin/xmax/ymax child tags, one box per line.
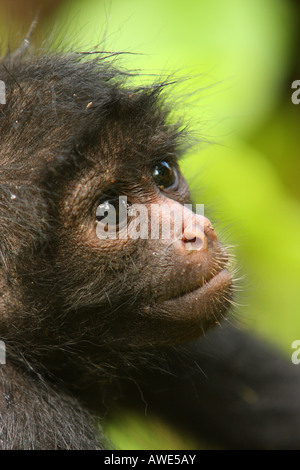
<box><xmin>1</xmin><ymin>28</ymin><xmax>300</xmax><ymax>450</ymax></box>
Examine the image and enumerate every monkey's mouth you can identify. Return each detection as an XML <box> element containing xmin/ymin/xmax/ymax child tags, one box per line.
<box><xmin>177</xmin><ymin>268</ymin><xmax>232</xmax><ymax>300</ymax></box>
<box><xmin>161</xmin><ymin>268</ymin><xmax>233</xmax><ymax>323</ymax></box>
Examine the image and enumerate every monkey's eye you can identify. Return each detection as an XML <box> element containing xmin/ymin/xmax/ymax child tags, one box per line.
<box><xmin>96</xmin><ymin>197</ymin><xmax>128</xmax><ymax>232</ymax></box>
<box><xmin>152</xmin><ymin>161</ymin><xmax>178</xmax><ymax>191</ymax></box>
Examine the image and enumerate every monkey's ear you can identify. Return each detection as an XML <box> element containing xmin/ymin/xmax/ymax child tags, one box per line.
<box><xmin>8</xmin><ymin>15</ymin><xmax>39</xmax><ymax>61</ymax></box>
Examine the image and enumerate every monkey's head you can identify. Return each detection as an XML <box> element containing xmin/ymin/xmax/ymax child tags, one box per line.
<box><xmin>0</xmin><ymin>52</ymin><xmax>233</xmax><ymax>367</ymax></box>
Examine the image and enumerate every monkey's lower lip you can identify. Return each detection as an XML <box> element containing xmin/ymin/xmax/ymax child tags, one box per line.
<box><xmin>162</xmin><ymin>269</ymin><xmax>233</xmax><ymax>320</ymax></box>
<box><xmin>172</xmin><ymin>269</ymin><xmax>232</xmax><ymax>300</ymax></box>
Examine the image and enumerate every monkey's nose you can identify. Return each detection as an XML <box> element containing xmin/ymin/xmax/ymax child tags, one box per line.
<box><xmin>182</xmin><ymin>216</ymin><xmax>216</xmax><ymax>251</ymax></box>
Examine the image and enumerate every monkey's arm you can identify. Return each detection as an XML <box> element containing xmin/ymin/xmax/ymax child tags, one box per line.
<box><xmin>123</xmin><ymin>324</ymin><xmax>300</xmax><ymax>450</ymax></box>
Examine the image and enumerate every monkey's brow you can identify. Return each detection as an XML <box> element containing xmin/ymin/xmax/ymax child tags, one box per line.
<box><xmin>131</xmin><ymin>146</ymin><xmax>179</xmax><ymax>165</ymax></box>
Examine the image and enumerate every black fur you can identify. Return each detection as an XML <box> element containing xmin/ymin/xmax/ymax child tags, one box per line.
<box><xmin>0</xmin><ymin>50</ymin><xmax>300</xmax><ymax>450</ymax></box>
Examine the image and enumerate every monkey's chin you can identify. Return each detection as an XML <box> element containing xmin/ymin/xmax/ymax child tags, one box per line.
<box><xmin>161</xmin><ymin>269</ymin><xmax>233</xmax><ymax>330</ymax></box>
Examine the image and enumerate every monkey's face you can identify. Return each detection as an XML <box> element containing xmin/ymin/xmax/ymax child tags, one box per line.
<box><xmin>54</xmin><ymin>111</ymin><xmax>233</xmax><ymax>350</ymax></box>
<box><xmin>1</xmin><ymin>55</ymin><xmax>233</xmax><ymax>353</ymax></box>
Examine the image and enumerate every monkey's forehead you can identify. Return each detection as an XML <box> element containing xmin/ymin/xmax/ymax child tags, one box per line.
<box><xmin>0</xmin><ymin>54</ymin><xmax>185</xmax><ymax>185</ymax></box>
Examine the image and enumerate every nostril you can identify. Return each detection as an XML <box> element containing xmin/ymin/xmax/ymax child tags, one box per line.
<box><xmin>180</xmin><ymin>213</ymin><xmax>213</xmax><ymax>251</ymax></box>
<box><xmin>182</xmin><ymin>232</ymin><xmax>205</xmax><ymax>251</ymax></box>
<box><xmin>184</xmin><ymin>236</ymin><xmax>196</xmax><ymax>244</ymax></box>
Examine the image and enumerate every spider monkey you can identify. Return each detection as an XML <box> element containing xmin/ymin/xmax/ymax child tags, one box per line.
<box><xmin>1</xmin><ymin>35</ymin><xmax>300</xmax><ymax>450</ymax></box>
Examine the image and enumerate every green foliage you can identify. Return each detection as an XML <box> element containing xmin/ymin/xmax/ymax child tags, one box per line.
<box><xmin>104</xmin><ymin>410</ymin><xmax>200</xmax><ymax>450</ymax></box>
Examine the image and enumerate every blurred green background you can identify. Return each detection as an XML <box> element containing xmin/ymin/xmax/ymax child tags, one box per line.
<box><xmin>1</xmin><ymin>0</ymin><xmax>300</xmax><ymax>450</ymax></box>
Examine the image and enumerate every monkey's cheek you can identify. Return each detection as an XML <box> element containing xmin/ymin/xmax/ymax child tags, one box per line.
<box><xmin>160</xmin><ymin>269</ymin><xmax>233</xmax><ymax>331</ymax></box>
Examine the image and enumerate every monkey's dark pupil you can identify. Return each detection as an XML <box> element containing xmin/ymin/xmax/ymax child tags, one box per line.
<box><xmin>96</xmin><ymin>210</ymin><xmax>109</xmax><ymax>224</ymax></box>
<box><xmin>96</xmin><ymin>203</ymin><xmax>120</xmax><ymax>223</ymax></box>
<box><xmin>153</xmin><ymin>161</ymin><xmax>175</xmax><ymax>189</ymax></box>
<box><xmin>96</xmin><ymin>198</ymin><xmax>128</xmax><ymax>231</ymax></box>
